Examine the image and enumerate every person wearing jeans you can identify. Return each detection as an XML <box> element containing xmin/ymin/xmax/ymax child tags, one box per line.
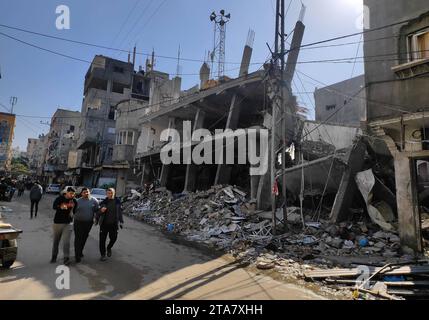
<box><xmin>51</xmin><ymin>187</ymin><xmax>77</xmax><ymax>265</ymax></box>
<box><xmin>95</xmin><ymin>188</ymin><xmax>123</xmax><ymax>261</ymax></box>
<box><xmin>73</xmin><ymin>188</ymin><xmax>99</xmax><ymax>263</ymax></box>
<box><xmin>29</xmin><ymin>181</ymin><xmax>43</xmax><ymax>218</ymax></box>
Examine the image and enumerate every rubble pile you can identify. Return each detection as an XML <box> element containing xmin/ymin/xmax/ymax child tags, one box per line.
<box><xmin>123</xmin><ymin>186</ymin><xmax>403</xmax><ymax>267</ymax></box>
<box><xmin>275</xmin><ymin>214</ymin><xmax>402</xmax><ymax>260</ymax></box>
<box><xmin>122</xmin><ymin>185</ymin><xmax>272</xmax><ymax>251</ymax></box>
<box><xmin>121</xmin><ymin>185</ymin><xmax>429</xmax><ymax>299</ymax></box>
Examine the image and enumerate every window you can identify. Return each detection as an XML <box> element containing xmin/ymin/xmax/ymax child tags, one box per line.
<box><xmin>70</xmin><ymin>125</ymin><xmax>75</xmax><ymax>132</ymax></box>
<box><xmin>116</xmin><ymin>131</ymin><xmax>135</xmax><ymax>145</ymax></box>
<box><xmin>326</xmin><ymin>104</ymin><xmax>336</xmax><ymax>111</ymax></box>
<box><xmin>108</xmin><ymin>106</ymin><xmax>115</xmax><ymax>120</ymax></box>
<box><xmin>408</xmin><ymin>28</ymin><xmax>429</xmax><ymax>61</ymax></box>
<box><xmin>113</xmin><ymin>66</ymin><xmax>124</xmax><ymax>73</ymax></box>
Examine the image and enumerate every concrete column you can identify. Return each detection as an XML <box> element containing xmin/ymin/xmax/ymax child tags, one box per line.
<box><xmin>159</xmin><ymin>117</ymin><xmax>176</xmax><ymax>188</ymax></box>
<box><xmin>116</xmin><ymin>169</ymin><xmax>127</xmax><ymax>197</ymax></box>
<box><xmin>330</xmin><ymin>140</ymin><xmax>366</xmax><ymax>223</ymax></box>
<box><xmin>183</xmin><ymin>109</ymin><xmax>206</xmax><ymax>192</ymax></box>
<box><xmin>214</xmin><ymin>94</ymin><xmax>241</xmax><ymax>185</ymax></box>
<box><xmin>378</xmin><ymin>131</ymin><xmax>423</xmax><ymax>254</ymax></box>
<box><xmin>394</xmin><ymin>153</ymin><xmax>423</xmax><ymax>254</ymax></box>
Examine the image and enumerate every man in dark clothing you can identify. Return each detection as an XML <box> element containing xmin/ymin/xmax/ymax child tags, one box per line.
<box><xmin>95</xmin><ymin>188</ymin><xmax>123</xmax><ymax>261</ymax></box>
<box><xmin>51</xmin><ymin>187</ymin><xmax>77</xmax><ymax>265</ymax></box>
<box><xmin>29</xmin><ymin>182</ymin><xmax>43</xmax><ymax>218</ymax></box>
<box><xmin>73</xmin><ymin>188</ymin><xmax>99</xmax><ymax>263</ymax></box>
<box><xmin>17</xmin><ymin>181</ymin><xmax>25</xmax><ymax>197</ymax></box>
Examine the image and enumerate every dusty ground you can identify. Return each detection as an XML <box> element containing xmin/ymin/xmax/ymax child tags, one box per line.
<box><xmin>0</xmin><ymin>191</ymin><xmax>326</xmax><ymax>300</ymax></box>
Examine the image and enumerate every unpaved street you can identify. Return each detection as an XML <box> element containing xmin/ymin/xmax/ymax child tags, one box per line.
<box><xmin>0</xmin><ymin>192</ymin><xmax>324</xmax><ymax>300</ymax></box>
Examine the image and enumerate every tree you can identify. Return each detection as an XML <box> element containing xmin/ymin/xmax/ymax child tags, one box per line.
<box><xmin>10</xmin><ymin>158</ymin><xmax>30</xmax><ymax>175</ymax></box>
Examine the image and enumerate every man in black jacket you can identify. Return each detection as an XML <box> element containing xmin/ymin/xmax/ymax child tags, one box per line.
<box><xmin>51</xmin><ymin>187</ymin><xmax>77</xmax><ymax>265</ymax></box>
<box><xmin>95</xmin><ymin>188</ymin><xmax>123</xmax><ymax>261</ymax></box>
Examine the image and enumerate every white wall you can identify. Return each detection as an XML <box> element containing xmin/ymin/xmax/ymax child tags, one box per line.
<box><xmin>303</xmin><ymin>121</ymin><xmax>362</xmax><ymax>150</ymax></box>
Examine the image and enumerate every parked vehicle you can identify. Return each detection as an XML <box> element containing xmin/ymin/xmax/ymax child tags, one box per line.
<box><xmin>0</xmin><ymin>186</ymin><xmax>15</xmax><ymax>202</ymax></box>
<box><xmin>0</xmin><ymin>223</ymin><xmax>22</xmax><ymax>269</ymax></box>
<box><xmin>46</xmin><ymin>184</ymin><xmax>61</xmax><ymax>194</ymax></box>
<box><xmin>91</xmin><ymin>188</ymin><xmax>107</xmax><ymax>201</ymax></box>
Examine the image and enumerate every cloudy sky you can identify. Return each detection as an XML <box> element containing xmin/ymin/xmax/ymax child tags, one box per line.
<box><xmin>0</xmin><ymin>0</ymin><xmax>364</xmax><ymax>149</ymax></box>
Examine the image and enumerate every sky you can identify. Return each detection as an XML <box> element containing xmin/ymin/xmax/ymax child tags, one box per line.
<box><xmin>0</xmin><ymin>0</ymin><xmax>364</xmax><ymax>150</ymax></box>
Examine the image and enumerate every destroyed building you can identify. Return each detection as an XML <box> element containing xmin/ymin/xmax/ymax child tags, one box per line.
<box><xmin>42</xmin><ymin>108</ymin><xmax>80</xmax><ymax>184</ymax></box>
<box><xmin>133</xmin><ymin>27</ymin><xmax>296</xmax><ymax>209</ymax></box>
<box><xmin>364</xmin><ymin>0</ymin><xmax>429</xmax><ymax>254</ymax></box>
<box><xmin>314</xmin><ymin>74</ymin><xmax>366</xmax><ymax>127</ymax></box>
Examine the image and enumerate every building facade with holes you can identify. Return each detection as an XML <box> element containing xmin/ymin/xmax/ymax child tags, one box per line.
<box><xmin>314</xmin><ymin>75</ymin><xmax>366</xmax><ymax>127</ymax></box>
<box><xmin>364</xmin><ymin>0</ymin><xmax>429</xmax><ymax>253</ymax></box>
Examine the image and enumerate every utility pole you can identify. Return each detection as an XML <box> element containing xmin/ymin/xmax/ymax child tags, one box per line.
<box><xmin>9</xmin><ymin>96</ymin><xmax>17</xmax><ymax>114</ymax></box>
<box><xmin>269</xmin><ymin>1</ymin><xmax>306</xmax><ymax>234</ymax></box>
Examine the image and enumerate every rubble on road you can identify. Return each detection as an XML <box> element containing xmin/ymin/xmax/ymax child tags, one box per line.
<box><xmin>121</xmin><ymin>184</ymin><xmax>422</xmax><ymax>300</ymax></box>
<box><xmin>122</xmin><ymin>185</ymin><xmax>272</xmax><ymax>251</ymax></box>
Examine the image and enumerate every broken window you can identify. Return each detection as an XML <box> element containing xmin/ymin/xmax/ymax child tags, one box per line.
<box><xmin>113</xmin><ymin>66</ymin><xmax>124</xmax><ymax>73</ymax></box>
<box><xmin>70</xmin><ymin>125</ymin><xmax>75</xmax><ymax>132</ymax></box>
<box><xmin>408</xmin><ymin>28</ymin><xmax>429</xmax><ymax>61</ymax></box>
<box><xmin>112</xmin><ymin>82</ymin><xmax>127</xmax><ymax>94</ymax></box>
<box><xmin>326</xmin><ymin>104</ymin><xmax>336</xmax><ymax>111</ymax></box>
<box><xmin>108</xmin><ymin>106</ymin><xmax>115</xmax><ymax>120</ymax></box>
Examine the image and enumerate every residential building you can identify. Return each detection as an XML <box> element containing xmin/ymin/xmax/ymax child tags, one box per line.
<box><xmin>112</xmin><ymin>66</ymin><xmax>184</xmax><ymax>196</ymax></box>
<box><xmin>314</xmin><ymin>75</ymin><xmax>366</xmax><ymax>127</ymax></box>
<box><xmin>43</xmin><ymin>108</ymin><xmax>80</xmax><ymax>184</ymax></box>
<box><xmin>73</xmin><ymin>55</ymin><xmax>135</xmax><ymax>187</ymax></box>
<box><xmin>0</xmin><ymin>112</ymin><xmax>16</xmax><ymax>172</ymax></box>
<box><xmin>29</xmin><ymin>134</ymin><xmax>48</xmax><ymax>178</ymax></box>
<box><xmin>364</xmin><ymin>0</ymin><xmax>429</xmax><ymax>253</ymax></box>
<box><xmin>26</xmin><ymin>138</ymin><xmax>37</xmax><ymax>160</ymax></box>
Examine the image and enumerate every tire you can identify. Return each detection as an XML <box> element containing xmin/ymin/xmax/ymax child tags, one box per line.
<box><xmin>2</xmin><ymin>260</ymin><xmax>14</xmax><ymax>269</ymax></box>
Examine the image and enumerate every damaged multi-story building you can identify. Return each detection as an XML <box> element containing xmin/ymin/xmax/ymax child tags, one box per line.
<box><xmin>113</xmin><ymin>60</ymin><xmax>185</xmax><ymax>196</ymax></box>
<box><xmin>364</xmin><ymin>0</ymin><xmax>429</xmax><ymax>254</ymax></box>
<box><xmin>70</xmin><ymin>55</ymin><xmax>138</xmax><ymax>187</ymax></box>
<box><xmin>42</xmin><ymin>108</ymin><xmax>80</xmax><ymax>184</ymax></box>
<box><xmin>131</xmin><ymin>20</ymin><xmax>308</xmax><ymax>212</ymax></box>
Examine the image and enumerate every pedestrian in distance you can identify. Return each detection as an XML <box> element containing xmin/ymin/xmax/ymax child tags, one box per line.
<box><xmin>95</xmin><ymin>188</ymin><xmax>123</xmax><ymax>261</ymax></box>
<box><xmin>51</xmin><ymin>186</ymin><xmax>77</xmax><ymax>265</ymax></box>
<box><xmin>73</xmin><ymin>188</ymin><xmax>99</xmax><ymax>263</ymax></box>
<box><xmin>17</xmin><ymin>181</ymin><xmax>25</xmax><ymax>197</ymax></box>
<box><xmin>29</xmin><ymin>181</ymin><xmax>43</xmax><ymax>218</ymax></box>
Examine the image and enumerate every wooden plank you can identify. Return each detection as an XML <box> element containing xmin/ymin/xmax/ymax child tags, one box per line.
<box><xmin>326</xmin><ymin>279</ymin><xmax>429</xmax><ymax>287</ymax></box>
<box><xmin>305</xmin><ymin>265</ymin><xmax>429</xmax><ymax>279</ymax></box>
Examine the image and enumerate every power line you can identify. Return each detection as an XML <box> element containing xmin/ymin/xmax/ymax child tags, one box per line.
<box><xmin>114</xmin><ymin>0</ymin><xmax>157</xmax><ymax>58</ymax></box>
<box><xmin>0</xmin><ymin>30</ymin><xmax>244</xmax><ymax>76</ymax></box>
<box><xmin>4</xmin><ymin>25</ymin><xmax>428</xmax><ymax>79</ymax></box>
<box><xmin>110</xmin><ymin>0</ymin><xmax>141</xmax><ymax>48</ymax></box>
<box><xmin>289</xmin><ymin>16</ymin><xmax>418</xmax><ymax>54</ymax></box>
<box><xmin>0</xmin><ymin>18</ymin><xmax>414</xmax><ymax>66</ymax></box>
<box><xmin>296</xmin><ymin>69</ymin><xmax>425</xmax><ymax>123</ymax></box>
<box><xmin>3</xmin><ymin>26</ymin><xmax>428</xmax><ymax>71</ymax></box>
<box><xmin>128</xmin><ymin>0</ymin><xmax>169</xmax><ymax>50</ymax></box>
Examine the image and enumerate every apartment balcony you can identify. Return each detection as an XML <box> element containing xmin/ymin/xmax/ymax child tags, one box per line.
<box><xmin>112</xmin><ymin>144</ymin><xmax>135</xmax><ymax>163</ymax></box>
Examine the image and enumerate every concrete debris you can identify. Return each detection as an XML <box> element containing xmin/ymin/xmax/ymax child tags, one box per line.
<box><xmin>123</xmin><ymin>185</ymin><xmax>272</xmax><ymax>251</ymax></box>
<box><xmin>121</xmin><ymin>183</ymin><xmax>409</xmax><ymax>299</ymax></box>
<box><xmin>355</xmin><ymin>169</ymin><xmax>395</xmax><ymax>231</ymax></box>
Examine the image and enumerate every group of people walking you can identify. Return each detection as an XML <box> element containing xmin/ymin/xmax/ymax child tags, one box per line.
<box><xmin>28</xmin><ymin>183</ymin><xmax>123</xmax><ymax>265</ymax></box>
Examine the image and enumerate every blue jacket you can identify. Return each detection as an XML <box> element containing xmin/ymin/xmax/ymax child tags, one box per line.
<box><xmin>95</xmin><ymin>197</ymin><xmax>123</xmax><ymax>227</ymax></box>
